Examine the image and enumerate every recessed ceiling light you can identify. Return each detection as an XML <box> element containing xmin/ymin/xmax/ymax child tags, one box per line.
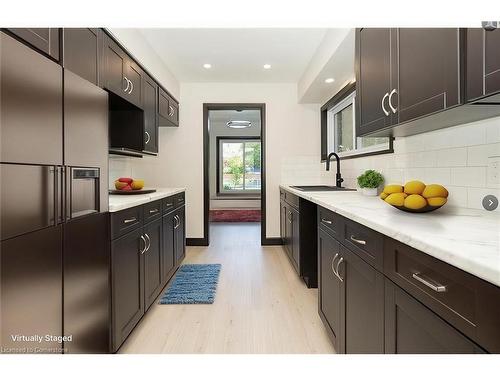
<box><xmin>263</xmin><ymin>64</ymin><xmax>272</xmax><ymax>70</ymax></box>
<box><xmin>203</xmin><ymin>63</ymin><xmax>212</xmax><ymax>69</ymax></box>
<box><xmin>227</xmin><ymin>120</ymin><xmax>252</xmax><ymax>129</ymax></box>
<box><xmin>325</xmin><ymin>78</ymin><xmax>335</xmax><ymax>83</ymax></box>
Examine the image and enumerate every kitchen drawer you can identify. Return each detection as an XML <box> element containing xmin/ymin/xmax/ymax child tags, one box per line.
<box><xmin>284</xmin><ymin>191</ymin><xmax>299</xmax><ymax>209</ymax></box>
<box><xmin>143</xmin><ymin>200</ymin><xmax>162</xmax><ymax>223</ymax></box>
<box><xmin>341</xmin><ymin>217</ymin><xmax>384</xmax><ymax>272</ymax></box>
<box><xmin>163</xmin><ymin>196</ymin><xmax>175</xmax><ymax>213</ymax></box>
<box><xmin>111</xmin><ymin>206</ymin><xmax>143</xmax><ymax>240</ymax></box>
<box><xmin>384</xmin><ymin>238</ymin><xmax>500</xmax><ymax>353</ymax></box>
<box><xmin>174</xmin><ymin>192</ymin><xmax>185</xmax><ymax>208</ymax></box>
<box><xmin>318</xmin><ymin>207</ymin><xmax>342</xmax><ymax>239</ymax></box>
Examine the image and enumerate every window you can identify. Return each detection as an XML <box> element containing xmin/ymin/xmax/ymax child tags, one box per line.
<box><xmin>321</xmin><ymin>83</ymin><xmax>392</xmax><ymax>160</ymax></box>
<box><xmin>217</xmin><ymin>138</ymin><xmax>261</xmax><ymax>194</ymax></box>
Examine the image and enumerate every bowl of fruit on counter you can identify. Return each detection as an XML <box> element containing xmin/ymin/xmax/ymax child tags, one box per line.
<box><xmin>110</xmin><ymin>177</ymin><xmax>156</xmax><ymax>195</ymax></box>
<box><xmin>380</xmin><ymin>181</ymin><xmax>448</xmax><ymax>213</ymax></box>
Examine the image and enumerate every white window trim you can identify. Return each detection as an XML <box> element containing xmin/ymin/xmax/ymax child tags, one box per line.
<box><xmin>327</xmin><ymin>92</ymin><xmax>391</xmax><ymax>158</ymax></box>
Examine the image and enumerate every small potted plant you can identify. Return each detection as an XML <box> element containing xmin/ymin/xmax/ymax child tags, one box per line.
<box><xmin>357</xmin><ymin>170</ymin><xmax>384</xmax><ymax>196</ymax></box>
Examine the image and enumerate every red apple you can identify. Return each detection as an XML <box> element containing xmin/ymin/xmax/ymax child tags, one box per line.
<box><xmin>118</xmin><ymin>177</ymin><xmax>133</xmax><ymax>184</ymax></box>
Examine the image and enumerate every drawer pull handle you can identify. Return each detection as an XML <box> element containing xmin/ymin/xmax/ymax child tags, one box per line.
<box><xmin>124</xmin><ymin>217</ymin><xmax>137</xmax><ymax>224</ymax></box>
<box><xmin>165</xmin><ymin>202</ymin><xmax>173</xmax><ymax>207</ymax></box>
<box><xmin>412</xmin><ymin>273</ymin><xmax>447</xmax><ymax>293</ymax></box>
<box><xmin>350</xmin><ymin>235</ymin><xmax>366</xmax><ymax>245</ymax></box>
<box><xmin>321</xmin><ymin>218</ymin><xmax>333</xmax><ymax>225</ymax></box>
<box><xmin>149</xmin><ymin>209</ymin><xmax>159</xmax><ymax>214</ymax></box>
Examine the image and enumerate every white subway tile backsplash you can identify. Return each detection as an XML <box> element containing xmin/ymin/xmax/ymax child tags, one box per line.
<box><xmin>467</xmin><ymin>143</ymin><xmax>500</xmax><ymax>166</ymax></box>
<box><xmin>446</xmin><ymin>186</ymin><xmax>468</xmax><ymax>208</ymax></box>
<box><xmin>425</xmin><ymin>167</ymin><xmax>451</xmax><ymax>185</ymax></box>
<box><xmin>450</xmin><ymin>167</ymin><xmax>487</xmax><ymax>187</ymax></box>
<box><xmin>436</xmin><ymin>147</ymin><xmax>467</xmax><ymax>167</ymax></box>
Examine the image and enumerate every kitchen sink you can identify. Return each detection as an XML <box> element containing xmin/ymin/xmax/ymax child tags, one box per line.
<box><xmin>290</xmin><ymin>185</ymin><xmax>356</xmax><ymax>192</ymax></box>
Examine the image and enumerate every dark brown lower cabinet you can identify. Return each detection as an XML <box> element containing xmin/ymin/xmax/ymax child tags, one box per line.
<box><xmin>111</xmin><ymin>228</ymin><xmax>145</xmax><ymax>352</ymax></box>
<box><xmin>143</xmin><ymin>218</ymin><xmax>163</xmax><ymax>310</ymax></box>
<box><xmin>318</xmin><ymin>229</ymin><xmax>345</xmax><ymax>352</ymax></box>
<box><xmin>384</xmin><ymin>280</ymin><xmax>485</xmax><ymax>354</ymax></box>
<box><xmin>343</xmin><ymin>244</ymin><xmax>385</xmax><ymax>353</ymax></box>
<box><xmin>318</xmin><ymin>227</ymin><xmax>385</xmax><ymax>354</ymax></box>
<box><xmin>161</xmin><ymin>211</ymin><xmax>176</xmax><ymax>284</ymax></box>
<box><xmin>174</xmin><ymin>206</ymin><xmax>186</xmax><ymax>266</ymax></box>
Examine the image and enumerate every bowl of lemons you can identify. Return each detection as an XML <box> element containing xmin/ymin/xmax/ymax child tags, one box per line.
<box><xmin>380</xmin><ymin>181</ymin><xmax>448</xmax><ymax>213</ymax></box>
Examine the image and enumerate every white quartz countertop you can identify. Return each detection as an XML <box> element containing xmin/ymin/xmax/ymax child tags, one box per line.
<box><xmin>280</xmin><ymin>185</ymin><xmax>500</xmax><ymax>288</ymax></box>
<box><xmin>108</xmin><ymin>187</ymin><xmax>186</xmax><ymax>212</ymax></box>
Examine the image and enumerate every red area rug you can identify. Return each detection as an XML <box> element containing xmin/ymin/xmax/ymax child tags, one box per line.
<box><xmin>209</xmin><ymin>210</ymin><xmax>261</xmax><ymax>222</ymax></box>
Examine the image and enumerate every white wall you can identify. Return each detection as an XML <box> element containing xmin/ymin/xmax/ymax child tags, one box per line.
<box><xmin>108</xmin><ymin>28</ymin><xmax>180</xmax><ymax>100</ymax></box>
<box><xmin>156</xmin><ymin>82</ymin><xmax>320</xmax><ymax>238</ymax></box>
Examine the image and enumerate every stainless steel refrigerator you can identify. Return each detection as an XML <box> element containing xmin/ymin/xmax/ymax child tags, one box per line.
<box><xmin>1</xmin><ymin>32</ymin><xmax>111</xmax><ymax>353</ymax></box>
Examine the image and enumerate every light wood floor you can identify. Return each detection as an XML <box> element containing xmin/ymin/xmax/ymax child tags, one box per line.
<box><xmin>119</xmin><ymin>223</ymin><xmax>335</xmax><ymax>354</ymax></box>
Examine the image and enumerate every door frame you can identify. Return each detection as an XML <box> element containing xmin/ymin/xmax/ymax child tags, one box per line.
<box><xmin>198</xmin><ymin>103</ymin><xmax>274</xmax><ymax>246</ymax></box>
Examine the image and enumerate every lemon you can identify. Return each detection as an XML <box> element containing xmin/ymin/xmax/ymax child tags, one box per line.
<box><xmin>404</xmin><ymin>194</ymin><xmax>427</xmax><ymax>210</ymax></box>
<box><xmin>427</xmin><ymin>197</ymin><xmax>447</xmax><ymax>207</ymax></box>
<box><xmin>131</xmin><ymin>179</ymin><xmax>145</xmax><ymax>190</ymax></box>
<box><xmin>383</xmin><ymin>185</ymin><xmax>403</xmax><ymax>194</ymax></box>
<box><xmin>422</xmin><ymin>184</ymin><xmax>449</xmax><ymax>198</ymax></box>
<box><xmin>404</xmin><ymin>180</ymin><xmax>426</xmax><ymax>195</ymax></box>
<box><xmin>380</xmin><ymin>192</ymin><xmax>388</xmax><ymax>200</ymax></box>
<box><xmin>385</xmin><ymin>192</ymin><xmax>407</xmax><ymax>207</ymax></box>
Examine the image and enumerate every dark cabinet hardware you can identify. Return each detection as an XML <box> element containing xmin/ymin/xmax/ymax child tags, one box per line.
<box><xmin>412</xmin><ymin>272</ymin><xmax>447</xmax><ymax>293</ymax></box>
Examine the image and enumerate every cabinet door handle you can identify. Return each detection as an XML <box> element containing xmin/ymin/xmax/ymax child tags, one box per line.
<box><xmin>388</xmin><ymin>88</ymin><xmax>398</xmax><ymax>113</ymax></box>
<box><xmin>128</xmin><ymin>80</ymin><xmax>134</xmax><ymax>94</ymax></box>
<box><xmin>335</xmin><ymin>257</ymin><xmax>344</xmax><ymax>282</ymax></box>
<box><xmin>145</xmin><ymin>131</ymin><xmax>151</xmax><ymax>144</ymax></box>
<box><xmin>149</xmin><ymin>208</ymin><xmax>158</xmax><ymax>214</ymax></box>
<box><xmin>124</xmin><ymin>217</ymin><xmax>137</xmax><ymax>224</ymax></box>
<box><xmin>412</xmin><ymin>272</ymin><xmax>447</xmax><ymax>293</ymax></box>
<box><xmin>168</xmin><ymin>105</ymin><xmax>174</xmax><ymax>117</ymax></box>
<box><xmin>350</xmin><ymin>235</ymin><xmax>366</xmax><ymax>246</ymax></box>
<box><xmin>174</xmin><ymin>215</ymin><xmax>180</xmax><ymax>229</ymax></box>
<box><xmin>140</xmin><ymin>235</ymin><xmax>147</xmax><ymax>254</ymax></box>
<box><xmin>381</xmin><ymin>92</ymin><xmax>390</xmax><ymax>116</ymax></box>
<box><xmin>165</xmin><ymin>202</ymin><xmax>173</xmax><ymax>207</ymax></box>
<box><xmin>287</xmin><ymin>211</ymin><xmax>293</xmax><ymax>223</ymax></box>
<box><xmin>144</xmin><ymin>233</ymin><xmax>151</xmax><ymax>253</ymax></box>
<box><xmin>321</xmin><ymin>218</ymin><xmax>333</xmax><ymax>225</ymax></box>
<box><xmin>123</xmin><ymin>77</ymin><xmax>130</xmax><ymax>92</ymax></box>
<box><xmin>331</xmin><ymin>253</ymin><xmax>339</xmax><ymax>276</ymax></box>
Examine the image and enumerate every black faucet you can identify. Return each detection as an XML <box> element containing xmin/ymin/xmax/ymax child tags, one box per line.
<box><xmin>326</xmin><ymin>152</ymin><xmax>344</xmax><ymax>188</ymax></box>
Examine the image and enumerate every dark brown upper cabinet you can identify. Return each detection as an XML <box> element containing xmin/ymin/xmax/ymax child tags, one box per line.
<box><xmin>355</xmin><ymin>28</ymin><xmax>397</xmax><ymax>136</ymax></box>
<box><xmin>63</xmin><ymin>28</ymin><xmax>102</xmax><ymax>86</ymax></box>
<box><xmin>7</xmin><ymin>28</ymin><xmax>60</xmax><ymax>61</ymax></box>
<box><xmin>103</xmin><ymin>34</ymin><xmax>144</xmax><ymax>109</ymax></box>
<box><xmin>397</xmin><ymin>29</ymin><xmax>461</xmax><ymax>124</ymax></box>
<box><xmin>467</xmin><ymin>28</ymin><xmax>500</xmax><ymax>102</ymax></box>
<box><xmin>143</xmin><ymin>74</ymin><xmax>159</xmax><ymax>154</ymax></box>
<box><xmin>356</xmin><ymin>28</ymin><xmax>463</xmax><ymax>137</ymax></box>
<box><xmin>159</xmin><ymin>87</ymin><xmax>179</xmax><ymax>127</ymax></box>
<box><xmin>125</xmin><ymin>59</ymin><xmax>144</xmax><ymax>108</ymax></box>
<box><xmin>103</xmin><ymin>34</ymin><xmax>129</xmax><ymax>100</ymax></box>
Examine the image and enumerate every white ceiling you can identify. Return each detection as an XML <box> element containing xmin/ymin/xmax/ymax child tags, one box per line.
<box><xmin>139</xmin><ymin>28</ymin><xmax>327</xmax><ymax>83</ymax></box>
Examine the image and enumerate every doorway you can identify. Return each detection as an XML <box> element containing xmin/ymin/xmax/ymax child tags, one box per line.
<box><xmin>203</xmin><ymin>103</ymin><xmax>268</xmax><ymax>246</ymax></box>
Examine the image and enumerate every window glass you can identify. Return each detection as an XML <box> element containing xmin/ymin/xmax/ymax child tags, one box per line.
<box><xmin>220</xmin><ymin>139</ymin><xmax>261</xmax><ymax>193</ymax></box>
